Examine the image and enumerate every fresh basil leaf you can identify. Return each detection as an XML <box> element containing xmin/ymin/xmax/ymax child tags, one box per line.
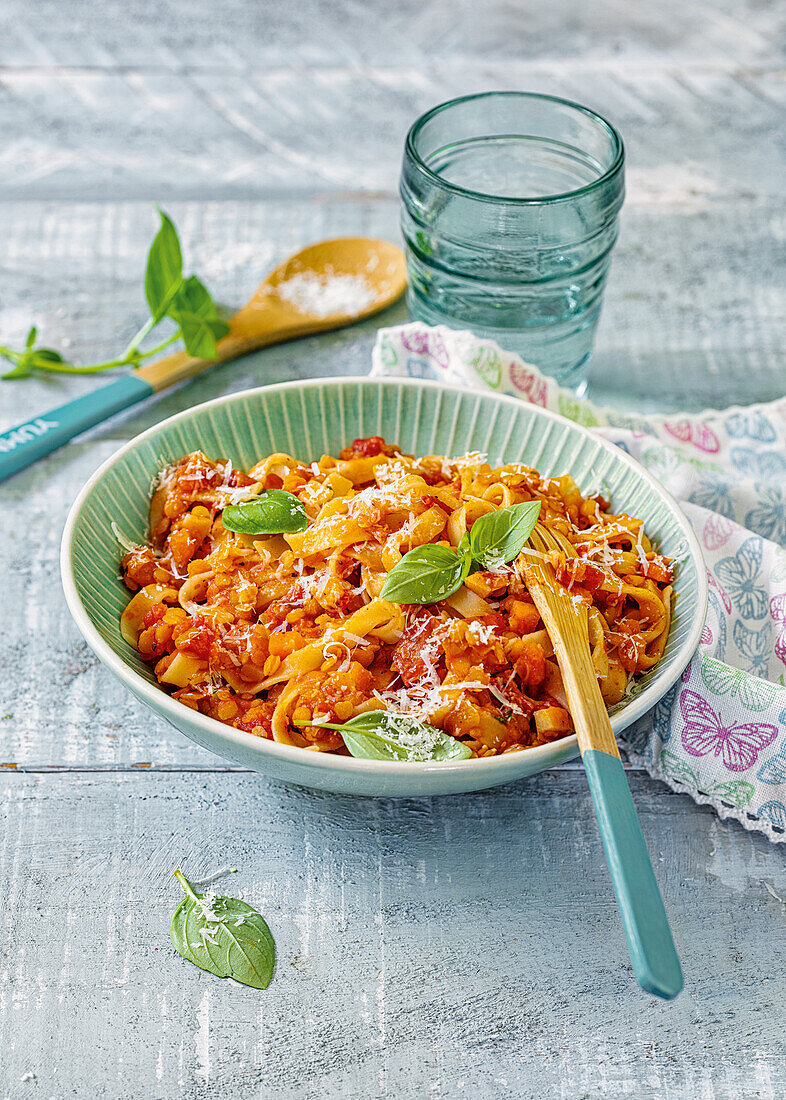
<box><xmin>170</xmin><ymin>871</ymin><xmax>275</xmax><ymax>990</ymax></box>
<box><xmin>381</xmin><ymin>544</ymin><xmax>467</xmax><ymax>605</ymax></box>
<box><xmin>469</xmin><ymin>500</ymin><xmax>542</xmax><ymax>570</ymax></box>
<box><xmin>31</xmin><ymin>348</ymin><xmax>65</xmax><ymax>365</ymax></box>
<box><xmin>25</xmin><ymin>326</ymin><xmax>37</xmax><ymax>349</ymax></box>
<box><xmin>302</xmin><ymin>711</ymin><xmax>473</xmax><ymax>762</ymax></box>
<box><xmin>169</xmin><ymin>275</ymin><xmax>231</xmax><ymax>359</ymax></box>
<box><xmin>170</xmin><ymin>274</ymin><xmax>221</xmax><ymax>319</ymax></box>
<box><xmin>145</xmin><ymin>209</ymin><xmax>183</xmax><ymax>321</ymax></box>
<box><xmin>172</xmin><ymin>310</ymin><xmax>228</xmax><ymax>359</ymax></box>
<box><xmin>222</xmin><ymin>489</ymin><xmax>308</xmax><ymax>535</ymax></box>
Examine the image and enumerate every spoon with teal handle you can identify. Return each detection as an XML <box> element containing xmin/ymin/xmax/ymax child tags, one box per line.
<box><xmin>0</xmin><ymin>237</ymin><xmax>407</xmax><ymax>483</ymax></box>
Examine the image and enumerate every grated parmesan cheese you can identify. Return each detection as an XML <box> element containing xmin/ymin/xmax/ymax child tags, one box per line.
<box><xmin>111</xmin><ymin>521</ymin><xmax>141</xmax><ymax>555</ymax></box>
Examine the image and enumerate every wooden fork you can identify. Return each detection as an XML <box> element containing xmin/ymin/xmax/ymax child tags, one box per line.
<box><xmin>520</xmin><ymin>523</ymin><xmax>683</xmax><ymax>999</ymax></box>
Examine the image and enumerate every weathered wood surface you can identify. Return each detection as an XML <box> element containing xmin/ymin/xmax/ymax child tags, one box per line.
<box><xmin>1</xmin><ymin>0</ymin><xmax>785</xmax><ymax>1097</ymax></box>
<box><xmin>2</xmin><ymin>771</ymin><xmax>785</xmax><ymax>1100</ymax></box>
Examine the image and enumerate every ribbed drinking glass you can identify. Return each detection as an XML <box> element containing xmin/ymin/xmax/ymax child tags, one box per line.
<box><xmin>400</xmin><ymin>92</ymin><xmax>625</xmax><ymax>391</ymax></box>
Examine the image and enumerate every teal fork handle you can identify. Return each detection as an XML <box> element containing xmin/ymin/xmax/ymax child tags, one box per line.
<box><xmin>583</xmin><ymin>748</ymin><xmax>684</xmax><ymax>1000</ymax></box>
<box><xmin>0</xmin><ymin>375</ymin><xmax>154</xmax><ymax>482</ymax></box>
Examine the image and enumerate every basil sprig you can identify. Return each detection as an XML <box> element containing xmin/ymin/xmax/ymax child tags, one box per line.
<box><xmin>222</xmin><ymin>489</ymin><xmax>308</xmax><ymax>535</ymax></box>
<box><xmin>1</xmin><ymin>208</ymin><xmax>229</xmax><ymax>380</ymax></box>
<box><xmin>299</xmin><ymin>711</ymin><xmax>473</xmax><ymax>762</ymax></box>
<box><xmin>380</xmin><ymin>500</ymin><xmax>541</xmax><ymax>605</ymax></box>
<box><xmin>170</xmin><ymin>871</ymin><xmax>275</xmax><ymax>990</ymax></box>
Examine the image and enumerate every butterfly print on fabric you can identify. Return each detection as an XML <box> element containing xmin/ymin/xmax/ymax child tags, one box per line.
<box><xmin>404</xmin><ymin>357</ymin><xmax>436</xmax><ymax>380</ymax></box>
<box><xmin>401</xmin><ymin>330</ymin><xmax>430</xmax><ymax>355</ymax></box>
<box><xmin>707</xmin><ymin>569</ymin><xmax>732</xmax><ymax>614</ymax></box>
<box><xmin>730</xmin><ymin>447</ymin><xmax>786</xmax><ymax>482</ymax></box>
<box><xmin>604</xmin><ymin>411</ymin><xmax>656</xmax><ymax>435</ymax></box>
<box><xmin>679</xmin><ymin>690</ymin><xmax>777</xmax><ymax>771</ymax></box>
<box><xmin>725</xmin><ymin>410</ymin><xmax>777</xmax><ymax>444</ymax></box>
<box><xmin>663</xmin><ymin>419</ymin><xmax>720</xmax><ymax>453</ymax></box>
<box><xmin>715</xmin><ymin>537</ymin><xmax>768</xmax><ymax>620</ymax></box>
<box><xmin>691</xmin><ymin>478</ymin><xmax>736</xmax><ymax>518</ymax></box>
<box><xmin>757</xmin><ymin>746</ymin><xmax>786</xmax><ymax>787</ymax></box>
<box><xmin>745</xmin><ymin>485</ymin><xmax>786</xmax><ymax>546</ymax></box>
<box><xmin>757</xmin><ymin>800</ymin><xmax>786</xmax><ymax>830</ymax></box>
<box><xmin>700</xmin><ymin>655</ymin><xmax>777</xmax><ymax>711</ymax></box>
<box><xmin>732</xmin><ymin>620</ymin><xmax>773</xmax><ymax>678</ymax></box>
<box><xmin>705</xmin><ymin>589</ymin><xmax>728</xmax><ymax>661</ymax></box>
<box><xmin>659</xmin><ymin>750</ymin><xmax>755</xmax><ymax>806</ymax></box>
<box><xmin>508</xmin><ymin>362</ymin><xmax>548</xmax><ymax>407</ymax></box>
<box><xmin>771</xmin><ymin>593</ymin><xmax>786</xmax><ymax>668</ymax></box>
<box><xmin>651</xmin><ymin>682</ymin><xmax>681</xmax><ymax>745</ymax></box>
<box><xmin>703</xmin><ymin>512</ymin><xmax>735</xmax><ymax>551</ymax></box>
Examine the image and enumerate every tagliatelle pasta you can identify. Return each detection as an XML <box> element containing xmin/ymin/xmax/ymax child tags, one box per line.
<box><xmin>119</xmin><ymin>437</ymin><xmax>674</xmax><ymax>759</ymax></box>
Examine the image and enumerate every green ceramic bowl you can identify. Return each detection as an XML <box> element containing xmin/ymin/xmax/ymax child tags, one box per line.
<box><xmin>61</xmin><ymin>378</ymin><xmax>706</xmax><ymax>796</ymax></box>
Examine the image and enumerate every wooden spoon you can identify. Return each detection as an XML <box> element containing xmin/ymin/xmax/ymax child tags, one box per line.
<box><xmin>521</xmin><ymin>522</ymin><xmax>684</xmax><ymax>1000</ymax></box>
<box><xmin>0</xmin><ymin>237</ymin><xmax>407</xmax><ymax>482</ymax></box>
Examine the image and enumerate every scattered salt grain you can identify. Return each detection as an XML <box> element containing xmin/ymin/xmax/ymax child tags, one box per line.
<box><xmin>276</xmin><ymin>271</ymin><xmax>377</xmax><ymax>317</ymax></box>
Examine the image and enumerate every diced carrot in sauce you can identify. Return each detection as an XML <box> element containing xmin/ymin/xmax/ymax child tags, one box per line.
<box><xmin>509</xmin><ymin>600</ymin><xmax>541</xmax><ymax>634</ymax></box>
<box><xmin>514</xmin><ymin>638</ymin><xmax>546</xmax><ymax>689</ymax></box>
<box><xmin>142</xmin><ymin>603</ymin><xmax>167</xmax><ymax>629</ymax></box>
<box><xmin>269</xmin><ymin>631</ymin><xmax>305</xmax><ymax>657</ymax></box>
<box><xmin>555</xmin><ymin>558</ymin><xmax>606</xmax><ymax>592</ymax></box>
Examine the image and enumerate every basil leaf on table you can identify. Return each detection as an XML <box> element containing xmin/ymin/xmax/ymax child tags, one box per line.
<box><xmin>380</xmin><ymin>543</ymin><xmax>470</xmax><ymax>605</ymax></box>
<box><xmin>301</xmin><ymin>711</ymin><xmax>473</xmax><ymax>762</ymax></box>
<box><xmin>144</xmin><ymin>208</ymin><xmax>184</xmax><ymax>321</ymax></box>
<box><xmin>469</xmin><ymin>500</ymin><xmax>542</xmax><ymax>570</ymax></box>
<box><xmin>170</xmin><ymin>871</ymin><xmax>275</xmax><ymax>990</ymax></box>
<box><xmin>222</xmin><ymin>489</ymin><xmax>308</xmax><ymax>535</ymax></box>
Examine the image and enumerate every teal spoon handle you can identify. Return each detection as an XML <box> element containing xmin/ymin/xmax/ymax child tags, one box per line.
<box><xmin>583</xmin><ymin>748</ymin><xmax>684</xmax><ymax>999</ymax></box>
<box><xmin>0</xmin><ymin>375</ymin><xmax>154</xmax><ymax>482</ymax></box>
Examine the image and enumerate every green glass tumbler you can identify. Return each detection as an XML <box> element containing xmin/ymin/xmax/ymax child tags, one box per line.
<box><xmin>400</xmin><ymin>92</ymin><xmax>625</xmax><ymax>392</ymax></box>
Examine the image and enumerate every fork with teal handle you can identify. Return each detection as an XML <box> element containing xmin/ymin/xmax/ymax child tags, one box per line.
<box><xmin>521</xmin><ymin>523</ymin><xmax>684</xmax><ymax>999</ymax></box>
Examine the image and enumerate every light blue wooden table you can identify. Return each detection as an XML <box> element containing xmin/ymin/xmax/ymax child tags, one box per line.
<box><xmin>1</xmin><ymin>3</ymin><xmax>785</xmax><ymax>1097</ymax></box>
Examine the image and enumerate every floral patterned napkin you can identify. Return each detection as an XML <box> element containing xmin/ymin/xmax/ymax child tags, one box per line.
<box><xmin>372</xmin><ymin>323</ymin><xmax>786</xmax><ymax>842</ymax></box>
